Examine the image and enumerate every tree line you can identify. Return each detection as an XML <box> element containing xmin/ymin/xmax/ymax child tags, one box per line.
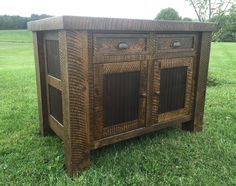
<box><xmin>1</xmin><ymin>1</ymin><xmax>235</xmax><ymax>42</ymax></box>
<box><xmin>0</xmin><ymin>14</ymin><xmax>51</xmax><ymax>30</ymax></box>
<box><xmin>155</xmin><ymin>4</ymin><xmax>236</xmax><ymax>42</ymax></box>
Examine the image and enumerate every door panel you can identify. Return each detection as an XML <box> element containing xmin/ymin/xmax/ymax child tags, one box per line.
<box><xmin>151</xmin><ymin>57</ymin><xmax>194</xmax><ymax>124</ymax></box>
<box><xmin>94</xmin><ymin>61</ymin><xmax>147</xmax><ymax>139</ymax></box>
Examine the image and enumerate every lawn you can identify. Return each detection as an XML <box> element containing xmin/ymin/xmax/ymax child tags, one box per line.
<box><xmin>0</xmin><ymin>30</ymin><xmax>236</xmax><ymax>185</ymax></box>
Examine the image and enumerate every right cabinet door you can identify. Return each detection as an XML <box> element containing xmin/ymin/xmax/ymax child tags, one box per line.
<box><xmin>151</xmin><ymin>57</ymin><xmax>194</xmax><ymax>124</ymax></box>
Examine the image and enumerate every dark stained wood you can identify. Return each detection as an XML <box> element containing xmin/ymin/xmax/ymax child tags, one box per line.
<box><xmin>93</xmin><ymin>61</ymin><xmax>147</xmax><ymax>139</ymax></box>
<box><xmin>156</xmin><ymin>34</ymin><xmax>196</xmax><ymax>51</ymax></box>
<box><xmin>94</xmin><ymin>34</ymin><xmax>147</xmax><ymax>56</ymax></box>
<box><xmin>47</xmin><ymin>75</ymin><xmax>62</xmax><ymax>91</ymax></box>
<box><xmin>92</xmin><ymin>115</ymin><xmax>191</xmax><ymax>150</ymax></box>
<box><xmin>29</xmin><ymin>16</ymin><xmax>215</xmax><ymax>176</ymax></box>
<box><xmin>182</xmin><ymin>32</ymin><xmax>213</xmax><ymax>132</ymax></box>
<box><xmin>103</xmin><ymin>71</ymin><xmax>140</xmax><ymax>127</ymax></box>
<box><xmin>45</xmin><ymin>40</ymin><xmax>61</xmax><ymax>79</ymax></box>
<box><xmin>58</xmin><ymin>30</ymin><xmax>72</xmax><ymax>174</ymax></box>
<box><xmin>32</xmin><ymin>32</ymin><xmax>53</xmax><ymax>136</ymax></box>
<box><xmin>27</xmin><ymin>16</ymin><xmax>217</xmax><ymax>32</ymax></box>
<box><xmin>48</xmin><ymin>115</ymin><xmax>64</xmax><ymax>140</ymax></box>
<box><xmin>159</xmin><ymin>66</ymin><xmax>187</xmax><ymax>113</ymax></box>
<box><xmin>151</xmin><ymin>57</ymin><xmax>194</xmax><ymax>124</ymax></box>
<box><xmin>61</xmin><ymin>31</ymin><xmax>90</xmax><ymax>175</ymax></box>
<box><xmin>48</xmin><ymin>85</ymin><xmax>63</xmax><ymax>124</ymax></box>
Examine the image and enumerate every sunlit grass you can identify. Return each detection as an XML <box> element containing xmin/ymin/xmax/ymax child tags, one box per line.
<box><xmin>0</xmin><ymin>30</ymin><xmax>236</xmax><ymax>185</ymax></box>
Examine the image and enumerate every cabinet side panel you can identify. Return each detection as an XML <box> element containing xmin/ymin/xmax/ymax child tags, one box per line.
<box><xmin>33</xmin><ymin>32</ymin><xmax>53</xmax><ymax>135</ymax></box>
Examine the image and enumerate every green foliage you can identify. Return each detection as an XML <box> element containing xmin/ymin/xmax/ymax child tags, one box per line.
<box><xmin>185</xmin><ymin>0</ymin><xmax>235</xmax><ymax>22</ymax></box>
<box><xmin>182</xmin><ymin>17</ymin><xmax>193</xmax><ymax>21</ymax></box>
<box><xmin>212</xmin><ymin>5</ymin><xmax>236</xmax><ymax>42</ymax></box>
<box><xmin>0</xmin><ymin>30</ymin><xmax>236</xmax><ymax>185</ymax></box>
<box><xmin>0</xmin><ymin>14</ymin><xmax>52</xmax><ymax>30</ymax></box>
<box><xmin>155</xmin><ymin>8</ymin><xmax>181</xmax><ymax>21</ymax></box>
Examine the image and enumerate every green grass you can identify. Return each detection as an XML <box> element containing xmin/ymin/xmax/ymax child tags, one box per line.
<box><xmin>0</xmin><ymin>30</ymin><xmax>236</xmax><ymax>185</ymax></box>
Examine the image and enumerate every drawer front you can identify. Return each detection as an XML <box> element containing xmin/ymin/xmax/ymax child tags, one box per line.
<box><xmin>94</xmin><ymin>34</ymin><xmax>147</xmax><ymax>56</ymax></box>
<box><xmin>156</xmin><ymin>34</ymin><xmax>196</xmax><ymax>52</ymax></box>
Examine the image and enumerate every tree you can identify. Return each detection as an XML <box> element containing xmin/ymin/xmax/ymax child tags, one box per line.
<box><xmin>0</xmin><ymin>14</ymin><xmax>52</xmax><ymax>30</ymax></box>
<box><xmin>212</xmin><ymin>5</ymin><xmax>236</xmax><ymax>41</ymax></box>
<box><xmin>155</xmin><ymin>8</ymin><xmax>181</xmax><ymax>21</ymax></box>
<box><xmin>182</xmin><ymin>17</ymin><xmax>193</xmax><ymax>21</ymax></box>
<box><xmin>185</xmin><ymin>0</ymin><xmax>235</xmax><ymax>22</ymax></box>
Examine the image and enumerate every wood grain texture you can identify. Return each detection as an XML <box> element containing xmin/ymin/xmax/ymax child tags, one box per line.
<box><xmin>59</xmin><ymin>31</ymin><xmax>90</xmax><ymax>175</ymax></box>
<box><xmin>28</xmin><ymin>16</ymin><xmax>217</xmax><ymax>32</ymax></box>
<box><xmin>30</xmin><ymin>17</ymin><xmax>214</xmax><ymax>175</ymax></box>
<box><xmin>47</xmin><ymin>75</ymin><xmax>62</xmax><ymax>91</ymax></box>
<box><xmin>88</xmin><ymin>32</ymin><xmax>95</xmax><ymax>143</ymax></box>
<box><xmin>92</xmin><ymin>115</ymin><xmax>191</xmax><ymax>149</ymax></box>
<box><xmin>93</xmin><ymin>61</ymin><xmax>147</xmax><ymax>139</ymax></box>
<box><xmin>48</xmin><ymin>85</ymin><xmax>63</xmax><ymax>124</ymax></box>
<box><xmin>48</xmin><ymin>115</ymin><xmax>64</xmax><ymax>140</ymax></box>
<box><xmin>33</xmin><ymin>32</ymin><xmax>53</xmax><ymax>136</ymax></box>
<box><xmin>151</xmin><ymin>57</ymin><xmax>194</xmax><ymax>124</ymax></box>
<box><xmin>68</xmin><ymin>31</ymin><xmax>90</xmax><ymax>174</ymax></box>
<box><xmin>182</xmin><ymin>32</ymin><xmax>212</xmax><ymax>132</ymax></box>
<box><xmin>156</xmin><ymin>34</ymin><xmax>196</xmax><ymax>52</ymax></box>
<box><xmin>94</xmin><ymin>34</ymin><xmax>147</xmax><ymax>55</ymax></box>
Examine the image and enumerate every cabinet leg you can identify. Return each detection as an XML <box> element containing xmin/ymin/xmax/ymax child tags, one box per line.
<box><xmin>40</xmin><ymin>123</ymin><xmax>54</xmax><ymax>136</ymax></box>
<box><xmin>64</xmin><ymin>143</ymin><xmax>90</xmax><ymax>176</ymax></box>
<box><xmin>182</xmin><ymin>119</ymin><xmax>203</xmax><ymax>132</ymax></box>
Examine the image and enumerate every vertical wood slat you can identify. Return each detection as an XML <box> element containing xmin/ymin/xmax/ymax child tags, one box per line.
<box><xmin>159</xmin><ymin>67</ymin><xmax>187</xmax><ymax>113</ymax></box>
<box><xmin>33</xmin><ymin>32</ymin><xmax>53</xmax><ymax>135</ymax></box>
<box><xmin>182</xmin><ymin>32</ymin><xmax>212</xmax><ymax>132</ymax></box>
<box><xmin>103</xmin><ymin>71</ymin><xmax>140</xmax><ymax>127</ymax></box>
<box><xmin>48</xmin><ymin>85</ymin><xmax>63</xmax><ymax>124</ymax></box>
<box><xmin>87</xmin><ymin>32</ymin><xmax>95</xmax><ymax>143</ymax></box>
<box><xmin>94</xmin><ymin>61</ymin><xmax>147</xmax><ymax>138</ymax></box>
<box><xmin>59</xmin><ymin>30</ymin><xmax>90</xmax><ymax>175</ymax></box>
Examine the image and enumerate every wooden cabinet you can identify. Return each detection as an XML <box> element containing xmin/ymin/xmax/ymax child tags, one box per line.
<box><xmin>28</xmin><ymin>16</ymin><xmax>216</xmax><ymax>175</ymax></box>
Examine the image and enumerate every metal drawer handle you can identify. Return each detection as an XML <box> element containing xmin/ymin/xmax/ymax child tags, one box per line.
<box><xmin>171</xmin><ymin>41</ymin><xmax>181</xmax><ymax>48</ymax></box>
<box><xmin>140</xmin><ymin>93</ymin><xmax>147</xmax><ymax>97</ymax></box>
<box><xmin>118</xmin><ymin>42</ymin><xmax>129</xmax><ymax>49</ymax></box>
<box><xmin>154</xmin><ymin>91</ymin><xmax>160</xmax><ymax>96</ymax></box>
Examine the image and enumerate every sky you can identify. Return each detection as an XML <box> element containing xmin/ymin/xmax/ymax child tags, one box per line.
<box><xmin>0</xmin><ymin>0</ymin><xmax>197</xmax><ymax>20</ymax></box>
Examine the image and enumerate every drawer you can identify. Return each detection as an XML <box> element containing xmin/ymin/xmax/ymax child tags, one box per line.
<box><xmin>93</xmin><ymin>34</ymin><xmax>147</xmax><ymax>56</ymax></box>
<box><xmin>156</xmin><ymin>34</ymin><xmax>196</xmax><ymax>52</ymax></box>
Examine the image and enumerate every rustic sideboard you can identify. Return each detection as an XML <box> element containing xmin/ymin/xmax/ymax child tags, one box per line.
<box><xmin>28</xmin><ymin>16</ymin><xmax>217</xmax><ymax>175</ymax></box>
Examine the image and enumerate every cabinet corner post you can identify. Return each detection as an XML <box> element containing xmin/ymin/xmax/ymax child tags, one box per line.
<box><xmin>182</xmin><ymin>32</ymin><xmax>212</xmax><ymax>132</ymax></box>
<box><xmin>59</xmin><ymin>30</ymin><xmax>90</xmax><ymax>175</ymax></box>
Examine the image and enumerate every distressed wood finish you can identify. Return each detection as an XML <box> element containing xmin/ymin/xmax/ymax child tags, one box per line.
<box><xmin>156</xmin><ymin>34</ymin><xmax>197</xmax><ymax>52</ymax></box>
<box><xmin>33</xmin><ymin>32</ymin><xmax>53</xmax><ymax>135</ymax></box>
<box><xmin>151</xmin><ymin>57</ymin><xmax>194</xmax><ymax>124</ymax></box>
<box><xmin>182</xmin><ymin>32</ymin><xmax>213</xmax><ymax>132</ymax></box>
<box><xmin>94</xmin><ymin>34</ymin><xmax>147</xmax><ymax>56</ymax></box>
<box><xmin>64</xmin><ymin>31</ymin><xmax>90</xmax><ymax>174</ymax></box>
<box><xmin>28</xmin><ymin>16</ymin><xmax>217</xmax><ymax>32</ymax></box>
<box><xmin>29</xmin><ymin>16</ymin><xmax>216</xmax><ymax>176</ymax></box>
<box><xmin>93</xmin><ymin>61</ymin><xmax>147</xmax><ymax>139</ymax></box>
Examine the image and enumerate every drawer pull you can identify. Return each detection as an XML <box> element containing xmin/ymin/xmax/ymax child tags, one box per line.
<box><xmin>154</xmin><ymin>91</ymin><xmax>160</xmax><ymax>96</ymax></box>
<box><xmin>140</xmin><ymin>93</ymin><xmax>147</xmax><ymax>97</ymax></box>
<box><xmin>118</xmin><ymin>42</ymin><xmax>129</xmax><ymax>49</ymax></box>
<box><xmin>171</xmin><ymin>41</ymin><xmax>181</xmax><ymax>48</ymax></box>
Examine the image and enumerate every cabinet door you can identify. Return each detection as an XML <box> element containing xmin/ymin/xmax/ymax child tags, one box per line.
<box><xmin>94</xmin><ymin>61</ymin><xmax>147</xmax><ymax>139</ymax></box>
<box><xmin>151</xmin><ymin>57</ymin><xmax>194</xmax><ymax>124</ymax></box>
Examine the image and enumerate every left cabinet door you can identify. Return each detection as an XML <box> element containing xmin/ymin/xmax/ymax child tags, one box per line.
<box><xmin>93</xmin><ymin>61</ymin><xmax>148</xmax><ymax>139</ymax></box>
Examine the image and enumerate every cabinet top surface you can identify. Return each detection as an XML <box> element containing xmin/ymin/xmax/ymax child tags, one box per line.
<box><xmin>27</xmin><ymin>16</ymin><xmax>217</xmax><ymax>32</ymax></box>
